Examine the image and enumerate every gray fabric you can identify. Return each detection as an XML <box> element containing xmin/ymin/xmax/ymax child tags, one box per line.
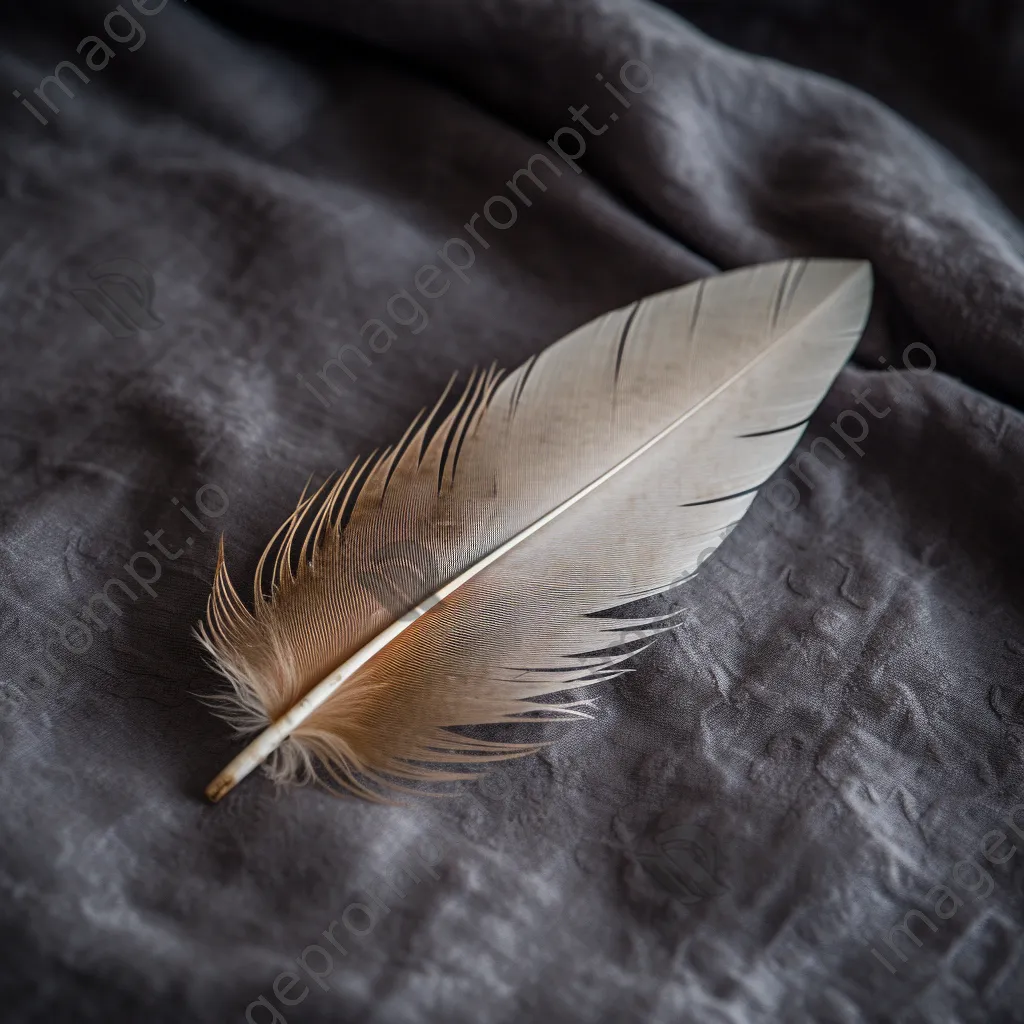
<box><xmin>2</xmin><ymin>1</ymin><xmax>1023</xmax><ymax>1021</ymax></box>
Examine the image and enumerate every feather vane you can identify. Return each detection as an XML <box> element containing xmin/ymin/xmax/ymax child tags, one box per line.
<box><xmin>201</xmin><ymin>259</ymin><xmax>873</xmax><ymax>801</ymax></box>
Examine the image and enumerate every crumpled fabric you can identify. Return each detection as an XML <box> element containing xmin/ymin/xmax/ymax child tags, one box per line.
<box><xmin>1</xmin><ymin>1</ymin><xmax>1022</xmax><ymax>1021</ymax></box>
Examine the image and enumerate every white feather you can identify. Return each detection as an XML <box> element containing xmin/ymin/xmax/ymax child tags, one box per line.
<box><xmin>201</xmin><ymin>258</ymin><xmax>873</xmax><ymax>801</ymax></box>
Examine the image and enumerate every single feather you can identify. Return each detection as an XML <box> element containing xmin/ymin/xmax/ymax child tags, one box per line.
<box><xmin>201</xmin><ymin>259</ymin><xmax>872</xmax><ymax>802</ymax></box>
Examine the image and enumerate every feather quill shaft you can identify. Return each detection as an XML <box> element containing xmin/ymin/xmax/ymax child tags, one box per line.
<box><xmin>201</xmin><ymin>259</ymin><xmax>873</xmax><ymax>802</ymax></box>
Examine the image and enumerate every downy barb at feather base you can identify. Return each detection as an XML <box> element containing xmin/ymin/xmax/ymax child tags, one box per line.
<box><xmin>200</xmin><ymin>259</ymin><xmax>873</xmax><ymax>802</ymax></box>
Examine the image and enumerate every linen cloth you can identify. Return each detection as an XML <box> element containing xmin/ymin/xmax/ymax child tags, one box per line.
<box><xmin>1</xmin><ymin>1</ymin><xmax>1022</xmax><ymax>1021</ymax></box>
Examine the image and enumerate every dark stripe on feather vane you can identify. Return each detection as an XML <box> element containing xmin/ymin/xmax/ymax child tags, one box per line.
<box><xmin>771</xmin><ymin>257</ymin><xmax>809</xmax><ymax>331</ymax></box>
<box><xmin>682</xmin><ymin>482</ymin><xmax>763</xmax><ymax>507</ymax></box>
<box><xmin>769</xmin><ymin>261</ymin><xmax>794</xmax><ymax>331</ymax></box>
<box><xmin>689</xmin><ymin>278</ymin><xmax>706</xmax><ymax>335</ymax></box>
<box><xmin>613</xmin><ymin>301</ymin><xmax>641</xmax><ymax>382</ymax></box>
<box><xmin>739</xmin><ymin>415</ymin><xmax>812</xmax><ymax>439</ymax></box>
<box><xmin>510</xmin><ymin>353</ymin><xmax>538</xmax><ymax>415</ymax></box>
<box><xmin>784</xmin><ymin>258</ymin><xmax>809</xmax><ymax>317</ymax></box>
<box><xmin>447</xmin><ymin>374</ymin><xmax>488</xmax><ymax>481</ymax></box>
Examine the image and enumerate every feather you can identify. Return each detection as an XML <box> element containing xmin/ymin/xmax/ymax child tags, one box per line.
<box><xmin>200</xmin><ymin>259</ymin><xmax>872</xmax><ymax>802</ymax></box>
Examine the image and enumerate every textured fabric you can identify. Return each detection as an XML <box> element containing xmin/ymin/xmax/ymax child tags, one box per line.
<box><xmin>2</xmin><ymin>1</ymin><xmax>1023</xmax><ymax>1021</ymax></box>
